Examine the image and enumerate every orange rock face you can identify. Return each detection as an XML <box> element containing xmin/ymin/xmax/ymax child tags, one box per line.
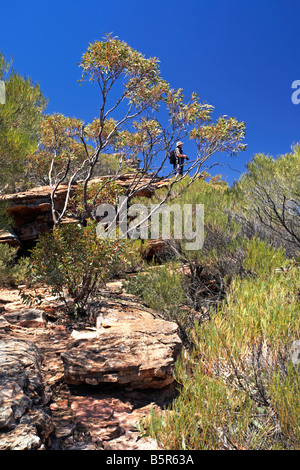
<box><xmin>61</xmin><ymin>295</ymin><xmax>182</xmax><ymax>389</ymax></box>
<box><xmin>0</xmin><ymin>174</ymin><xmax>170</xmax><ymax>247</ymax></box>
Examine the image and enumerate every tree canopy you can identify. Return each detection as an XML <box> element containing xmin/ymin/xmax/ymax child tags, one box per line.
<box><xmin>0</xmin><ymin>36</ymin><xmax>247</xmax><ymax>231</ymax></box>
<box><xmin>0</xmin><ymin>52</ymin><xmax>48</xmax><ymax>193</ymax></box>
<box><xmin>47</xmin><ymin>35</ymin><xmax>247</xmax><ymax>226</ymax></box>
<box><xmin>232</xmin><ymin>145</ymin><xmax>300</xmax><ymax>255</ymax></box>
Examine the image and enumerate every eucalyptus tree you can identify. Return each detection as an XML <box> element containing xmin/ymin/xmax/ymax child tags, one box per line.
<box><xmin>0</xmin><ymin>52</ymin><xmax>47</xmax><ymax>194</ymax></box>
<box><xmin>39</xmin><ymin>35</ymin><xmax>246</xmax><ymax>230</ymax></box>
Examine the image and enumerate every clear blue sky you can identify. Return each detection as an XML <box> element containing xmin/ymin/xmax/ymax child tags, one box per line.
<box><xmin>1</xmin><ymin>0</ymin><xmax>299</xmax><ymax>185</ymax></box>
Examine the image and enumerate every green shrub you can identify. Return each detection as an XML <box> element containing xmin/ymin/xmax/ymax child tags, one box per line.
<box><xmin>126</xmin><ymin>262</ymin><xmax>196</xmax><ymax>346</ymax></box>
<box><xmin>27</xmin><ymin>221</ymin><xmax>124</xmax><ymax>315</ymax></box>
<box><xmin>126</xmin><ymin>261</ymin><xmax>185</xmax><ymax>319</ymax></box>
<box><xmin>0</xmin><ymin>200</ymin><xmax>14</xmax><ymax>230</ymax></box>
<box><xmin>120</xmin><ymin>239</ymin><xmax>145</xmax><ymax>273</ymax></box>
<box><xmin>127</xmin><ymin>170</ymin><xmax>300</xmax><ymax>450</ymax></box>
<box><xmin>230</xmin><ymin>146</ymin><xmax>300</xmax><ymax>257</ymax></box>
<box><xmin>0</xmin><ymin>244</ymin><xmax>30</xmax><ymax>286</ymax></box>
<box><xmin>142</xmin><ymin>239</ymin><xmax>299</xmax><ymax>449</ymax></box>
<box><xmin>141</xmin><ymin>351</ymin><xmax>276</xmax><ymax>450</ymax></box>
<box><xmin>270</xmin><ymin>363</ymin><xmax>300</xmax><ymax>449</ymax></box>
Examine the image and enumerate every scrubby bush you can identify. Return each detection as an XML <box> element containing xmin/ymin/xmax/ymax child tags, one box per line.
<box><xmin>140</xmin><ymin>239</ymin><xmax>300</xmax><ymax>450</ymax></box>
<box><xmin>0</xmin><ymin>200</ymin><xmax>14</xmax><ymax>231</ymax></box>
<box><xmin>126</xmin><ymin>262</ymin><xmax>196</xmax><ymax>346</ymax></box>
<box><xmin>67</xmin><ymin>178</ymin><xmax>125</xmax><ymax>222</ymax></box>
<box><xmin>151</xmin><ymin>178</ymin><xmax>248</xmax><ymax>312</ymax></box>
<box><xmin>130</xmin><ymin>176</ymin><xmax>299</xmax><ymax>450</ymax></box>
<box><xmin>26</xmin><ymin>221</ymin><xmax>124</xmax><ymax>316</ymax></box>
<box><xmin>127</xmin><ymin>178</ymin><xmax>250</xmax><ymax>346</ymax></box>
<box><xmin>230</xmin><ymin>146</ymin><xmax>300</xmax><ymax>258</ymax></box>
<box><xmin>0</xmin><ymin>244</ymin><xmax>30</xmax><ymax>286</ymax></box>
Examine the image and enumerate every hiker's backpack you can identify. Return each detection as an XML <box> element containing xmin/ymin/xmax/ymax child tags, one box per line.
<box><xmin>168</xmin><ymin>149</ymin><xmax>176</xmax><ymax>165</ymax></box>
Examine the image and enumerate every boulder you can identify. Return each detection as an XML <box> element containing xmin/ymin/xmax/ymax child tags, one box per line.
<box><xmin>3</xmin><ymin>309</ymin><xmax>46</xmax><ymax>328</ymax></box>
<box><xmin>70</xmin><ymin>396</ymin><xmax>123</xmax><ymax>442</ymax></box>
<box><xmin>61</xmin><ymin>297</ymin><xmax>182</xmax><ymax>389</ymax></box>
<box><xmin>0</xmin><ymin>229</ymin><xmax>21</xmax><ymax>247</ymax></box>
<box><xmin>0</xmin><ymin>316</ymin><xmax>10</xmax><ymax>330</ymax></box>
<box><xmin>0</xmin><ymin>338</ymin><xmax>52</xmax><ymax>450</ymax></box>
<box><xmin>0</xmin><ymin>285</ymin><xmax>180</xmax><ymax>449</ymax></box>
<box><xmin>141</xmin><ymin>239</ymin><xmax>170</xmax><ymax>259</ymax></box>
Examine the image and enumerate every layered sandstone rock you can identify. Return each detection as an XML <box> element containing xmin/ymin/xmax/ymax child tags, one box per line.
<box><xmin>61</xmin><ymin>294</ymin><xmax>182</xmax><ymax>389</ymax></box>
<box><xmin>0</xmin><ymin>283</ymin><xmax>182</xmax><ymax>449</ymax></box>
<box><xmin>0</xmin><ymin>184</ymin><xmax>66</xmax><ymax>247</ymax></box>
<box><xmin>0</xmin><ymin>174</ymin><xmax>170</xmax><ymax>247</ymax></box>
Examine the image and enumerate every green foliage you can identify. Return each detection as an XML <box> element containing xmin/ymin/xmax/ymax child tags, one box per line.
<box><xmin>269</xmin><ymin>363</ymin><xmax>300</xmax><ymax>449</ymax></box>
<box><xmin>131</xmin><ymin>177</ymin><xmax>247</xmax><ymax>314</ymax></box>
<box><xmin>129</xmin><ymin>170</ymin><xmax>300</xmax><ymax>450</ymax></box>
<box><xmin>28</xmin><ymin>222</ymin><xmax>123</xmax><ymax>315</ymax></box>
<box><xmin>0</xmin><ymin>244</ymin><xmax>18</xmax><ymax>285</ymax></box>
<box><xmin>243</xmin><ymin>236</ymin><xmax>288</xmax><ymax>277</ymax></box>
<box><xmin>126</xmin><ymin>261</ymin><xmax>185</xmax><ymax>320</ymax></box>
<box><xmin>0</xmin><ymin>52</ymin><xmax>48</xmax><ymax>192</ymax></box>
<box><xmin>30</xmin><ymin>113</ymin><xmax>87</xmax><ymax>185</ymax></box>
<box><xmin>141</xmin><ymin>239</ymin><xmax>300</xmax><ymax>449</ymax></box>
<box><xmin>80</xmin><ymin>34</ymin><xmax>169</xmax><ymax>110</ymax></box>
<box><xmin>142</xmin><ymin>176</ymin><xmax>241</xmax><ymax>256</ymax></box>
<box><xmin>120</xmin><ymin>239</ymin><xmax>145</xmax><ymax>273</ymax></box>
<box><xmin>190</xmin><ymin>115</ymin><xmax>247</xmax><ymax>158</ymax></box>
<box><xmin>176</xmin><ymin>178</ymin><xmax>241</xmax><ymax>262</ymax></box>
<box><xmin>231</xmin><ymin>146</ymin><xmax>300</xmax><ymax>255</ymax></box>
<box><xmin>0</xmin><ymin>244</ymin><xmax>30</xmax><ymax>286</ymax></box>
<box><xmin>141</xmin><ymin>352</ymin><xmax>275</xmax><ymax>450</ymax></box>
<box><xmin>68</xmin><ymin>178</ymin><xmax>125</xmax><ymax>221</ymax></box>
<box><xmin>0</xmin><ymin>200</ymin><xmax>14</xmax><ymax>230</ymax></box>
<box><xmin>126</xmin><ymin>262</ymin><xmax>195</xmax><ymax>344</ymax></box>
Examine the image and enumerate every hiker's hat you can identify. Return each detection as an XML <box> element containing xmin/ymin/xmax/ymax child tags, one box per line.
<box><xmin>177</xmin><ymin>141</ymin><xmax>183</xmax><ymax>146</ymax></box>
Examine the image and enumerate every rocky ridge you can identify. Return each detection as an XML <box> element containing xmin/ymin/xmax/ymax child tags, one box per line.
<box><xmin>0</xmin><ymin>173</ymin><xmax>170</xmax><ymax>248</ymax></box>
<box><xmin>0</xmin><ymin>280</ymin><xmax>182</xmax><ymax>450</ymax></box>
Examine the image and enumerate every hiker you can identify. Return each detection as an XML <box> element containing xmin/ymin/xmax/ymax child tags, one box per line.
<box><xmin>174</xmin><ymin>141</ymin><xmax>189</xmax><ymax>175</ymax></box>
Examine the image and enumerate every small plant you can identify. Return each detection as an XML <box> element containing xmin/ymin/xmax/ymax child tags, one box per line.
<box><xmin>126</xmin><ymin>261</ymin><xmax>185</xmax><ymax>317</ymax></box>
<box><xmin>126</xmin><ymin>262</ymin><xmax>196</xmax><ymax>346</ymax></box>
<box><xmin>0</xmin><ymin>200</ymin><xmax>14</xmax><ymax>230</ymax></box>
<box><xmin>0</xmin><ymin>244</ymin><xmax>30</xmax><ymax>286</ymax></box>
